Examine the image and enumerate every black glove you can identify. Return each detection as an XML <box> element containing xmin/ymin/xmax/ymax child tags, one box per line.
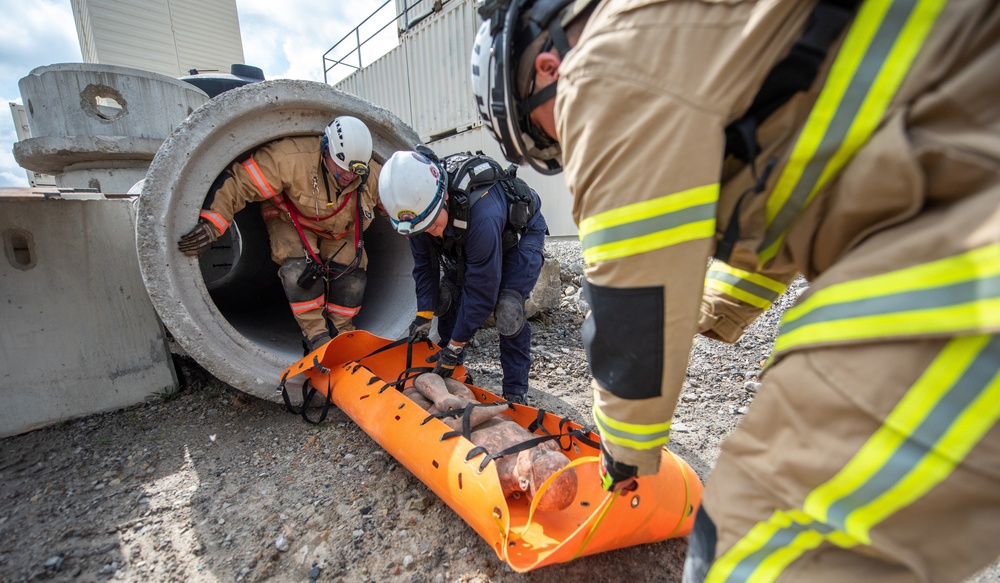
<box><xmin>408</xmin><ymin>314</ymin><xmax>432</xmax><ymax>343</ymax></box>
<box><xmin>177</xmin><ymin>221</ymin><xmax>220</xmax><ymax>256</ymax></box>
<box><xmin>428</xmin><ymin>343</ymin><xmax>462</xmax><ymax>378</ymax></box>
<box><xmin>598</xmin><ymin>441</ymin><xmax>639</xmax><ymax>492</ymax></box>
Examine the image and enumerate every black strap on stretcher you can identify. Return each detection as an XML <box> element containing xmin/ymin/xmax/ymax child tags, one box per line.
<box><xmin>276</xmin><ymin>337</ymin><xmax>437</xmax><ymax>423</ymax></box>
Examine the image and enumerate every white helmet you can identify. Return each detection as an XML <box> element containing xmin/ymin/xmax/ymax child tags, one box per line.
<box><xmin>380</xmin><ymin>150</ymin><xmax>448</xmax><ymax>236</ymax></box>
<box><xmin>472</xmin><ymin>0</ymin><xmax>585</xmax><ymax>175</ymax></box>
<box><xmin>324</xmin><ymin>116</ymin><xmax>373</xmax><ymax>173</ymax></box>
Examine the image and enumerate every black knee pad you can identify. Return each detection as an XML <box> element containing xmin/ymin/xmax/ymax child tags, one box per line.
<box><xmin>328</xmin><ymin>266</ymin><xmax>367</xmax><ymax>309</ymax></box>
<box><xmin>279</xmin><ymin>257</ymin><xmax>324</xmax><ymax>302</ymax></box>
<box><xmin>582</xmin><ymin>281</ymin><xmax>663</xmax><ymax>399</ymax></box>
<box><xmin>494</xmin><ymin>289</ymin><xmax>526</xmax><ymax>338</ymax></box>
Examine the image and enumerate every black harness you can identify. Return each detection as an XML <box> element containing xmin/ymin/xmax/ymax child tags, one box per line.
<box><xmin>438</xmin><ymin>152</ymin><xmax>539</xmax><ymax>286</ymax></box>
<box><xmin>716</xmin><ymin>0</ymin><xmax>861</xmax><ymax>263</ymax></box>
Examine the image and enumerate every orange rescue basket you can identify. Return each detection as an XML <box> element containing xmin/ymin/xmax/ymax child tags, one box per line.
<box><xmin>278</xmin><ymin>331</ymin><xmax>703</xmax><ymax>572</ymax></box>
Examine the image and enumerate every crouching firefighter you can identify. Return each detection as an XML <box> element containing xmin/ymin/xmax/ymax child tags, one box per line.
<box><xmin>177</xmin><ymin>116</ymin><xmax>382</xmax><ymax>352</ymax></box>
<box><xmin>379</xmin><ymin>147</ymin><xmax>548</xmax><ymax>405</ymax></box>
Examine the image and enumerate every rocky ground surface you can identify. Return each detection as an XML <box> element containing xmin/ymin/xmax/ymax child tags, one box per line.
<box><xmin>1</xmin><ymin>240</ymin><xmax>997</xmax><ymax>583</ymax></box>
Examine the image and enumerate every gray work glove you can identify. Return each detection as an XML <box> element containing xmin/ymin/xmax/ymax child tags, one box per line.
<box><xmin>177</xmin><ymin>221</ymin><xmax>219</xmax><ymax>257</ymax></box>
<box><xmin>408</xmin><ymin>314</ymin><xmax>433</xmax><ymax>343</ymax></box>
<box><xmin>429</xmin><ymin>344</ymin><xmax>461</xmax><ymax>378</ymax></box>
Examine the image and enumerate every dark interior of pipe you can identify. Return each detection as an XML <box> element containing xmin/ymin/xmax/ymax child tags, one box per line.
<box><xmin>198</xmin><ymin>204</ymin><xmax>416</xmax><ymax>361</ymax></box>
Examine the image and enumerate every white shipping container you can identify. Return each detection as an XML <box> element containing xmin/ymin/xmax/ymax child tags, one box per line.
<box><xmin>336</xmin><ymin>0</ymin><xmax>479</xmax><ymax>141</ymax></box>
<box><xmin>69</xmin><ymin>0</ymin><xmax>245</xmax><ymax>78</ymax></box>
<box><xmin>394</xmin><ymin>0</ymin><xmax>439</xmax><ymax>33</ymax></box>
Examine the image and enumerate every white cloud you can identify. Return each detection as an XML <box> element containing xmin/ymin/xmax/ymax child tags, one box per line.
<box><xmin>0</xmin><ymin>0</ymin><xmax>81</xmax><ymax>187</ymax></box>
<box><xmin>236</xmin><ymin>0</ymin><xmax>398</xmax><ymax>83</ymax></box>
<box><xmin>0</xmin><ymin>0</ymin><xmax>400</xmax><ymax>187</ymax></box>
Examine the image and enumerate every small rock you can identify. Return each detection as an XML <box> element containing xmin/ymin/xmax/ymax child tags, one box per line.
<box><xmin>402</xmin><ymin>555</ymin><xmax>414</xmax><ymax>568</ymax></box>
<box><xmin>744</xmin><ymin>381</ymin><xmax>761</xmax><ymax>393</ymax></box>
<box><xmin>44</xmin><ymin>556</ymin><xmax>63</xmax><ymax>569</ymax></box>
<box><xmin>737</xmin><ymin>406</ymin><xmax>750</xmax><ymax>415</ymax></box>
<box><xmin>275</xmin><ymin>535</ymin><xmax>290</xmax><ymax>552</ymax></box>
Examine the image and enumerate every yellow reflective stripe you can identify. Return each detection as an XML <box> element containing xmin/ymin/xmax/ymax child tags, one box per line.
<box><xmin>776</xmin><ymin>299</ymin><xmax>1000</xmax><ymax>353</ymax></box>
<box><xmin>710</xmin><ymin>335</ymin><xmax>1000</xmax><ymax>583</ymax></box>
<box><xmin>811</xmin><ymin>336</ymin><xmax>1000</xmax><ymax>540</ymax></box>
<box><xmin>579</xmin><ymin>184</ymin><xmax>717</xmax><ymax>264</ymax></box>
<box><xmin>786</xmin><ymin>245</ymin><xmax>999</xmax><ymax>316</ymax></box>
<box><xmin>775</xmin><ymin>244</ymin><xmax>1000</xmax><ymax>354</ymax></box>
<box><xmin>704</xmin><ymin>279</ymin><xmax>773</xmax><ymax>311</ymax></box>
<box><xmin>757</xmin><ymin>0</ymin><xmax>946</xmax><ymax>265</ymax></box>
<box><xmin>709</xmin><ymin>262</ymin><xmax>789</xmax><ymax>295</ymax></box>
<box><xmin>706</xmin><ymin>262</ymin><xmax>788</xmax><ymax>310</ymax></box>
<box><xmin>592</xmin><ymin>405</ymin><xmax>672</xmax><ymax>450</ymax></box>
<box><xmin>706</xmin><ymin>509</ymin><xmax>832</xmax><ymax>583</ymax></box>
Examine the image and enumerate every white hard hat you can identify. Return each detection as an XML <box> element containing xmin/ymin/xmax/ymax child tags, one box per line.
<box><xmin>324</xmin><ymin>116</ymin><xmax>373</xmax><ymax>172</ymax></box>
<box><xmin>472</xmin><ymin>0</ymin><xmax>589</xmax><ymax>175</ymax></box>
<box><xmin>380</xmin><ymin>150</ymin><xmax>448</xmax><ymax>236</ymax></box>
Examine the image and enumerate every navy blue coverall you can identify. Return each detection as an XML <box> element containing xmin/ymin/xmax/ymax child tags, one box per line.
<box><xmin>409</xmin><ymin>183</ymin><xmax>547</xmax><ymax>397</ymax></box>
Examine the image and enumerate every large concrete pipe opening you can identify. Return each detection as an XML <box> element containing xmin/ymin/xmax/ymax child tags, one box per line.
<box><xmin>136</xmin><ymin>80</ymin><xmax>420</xmax><ymax>400</ymax></box>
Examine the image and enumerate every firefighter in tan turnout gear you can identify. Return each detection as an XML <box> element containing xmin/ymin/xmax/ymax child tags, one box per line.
<box><xmin>474</xmin><ymin>0</ymin><xmax>1000</xmax><ymax>581</ymax></box>
<box><xmin>178</xmin><ymin>116</ymin><xmax>382</xmax><ymax>352</ymax></box>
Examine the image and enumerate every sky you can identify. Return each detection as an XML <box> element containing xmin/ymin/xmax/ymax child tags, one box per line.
<box><xmin>0</xmin><ymin>0</ymin><xmax>398</xmax><ymax>187</ymax></box>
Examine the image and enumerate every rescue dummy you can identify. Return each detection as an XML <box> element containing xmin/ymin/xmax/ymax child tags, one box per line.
<box><xmin>403</xmin><ymin>373</ymin><xmax>578</xmax><ymax>512</ymax></box>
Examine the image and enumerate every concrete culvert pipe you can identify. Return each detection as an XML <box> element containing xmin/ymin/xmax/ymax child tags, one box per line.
<box><xmin>136</xmin><ymin>80</ymin><xmax>420</xmax><ymax>400</ymax></box>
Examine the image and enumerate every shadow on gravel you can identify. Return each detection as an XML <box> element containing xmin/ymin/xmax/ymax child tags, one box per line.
<box><xmin>0</xmin><ymin>356</ymin><xmax>697</xmax><ymax>583</ymax></box>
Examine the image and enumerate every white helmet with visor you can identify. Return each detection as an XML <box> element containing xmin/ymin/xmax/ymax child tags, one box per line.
<box><xmin>380</xmin><ymin>150</ymin><xmax>448</xmax><ymax>236</ymax></box>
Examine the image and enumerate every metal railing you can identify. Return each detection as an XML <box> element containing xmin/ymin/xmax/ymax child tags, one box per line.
<box><xmin>322</xmin><ymin>0</ymin><xmax>442</xmax><ymax>84</ymax></box>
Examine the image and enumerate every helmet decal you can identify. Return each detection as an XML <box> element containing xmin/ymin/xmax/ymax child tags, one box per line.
<box><xmin>429</xmin><ymin>165</ymin><xmax>439</xmax><ymax>179</ymax></box>
<box><xmin>397</xmin><ymin>210</ymin><xmax>417</xmax><ymax>222</ymax></box>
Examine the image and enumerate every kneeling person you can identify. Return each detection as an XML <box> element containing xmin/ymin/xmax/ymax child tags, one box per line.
<box><xmin>381</xmin><ymin>148</ymin><xmax>547</xmax><ymax>405</ymax></box>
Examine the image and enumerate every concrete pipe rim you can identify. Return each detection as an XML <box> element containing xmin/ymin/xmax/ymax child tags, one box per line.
<box><xmin>136</xmin><ymin>79</ymin><xmax>420</xmax><ymax>400</ymax></box>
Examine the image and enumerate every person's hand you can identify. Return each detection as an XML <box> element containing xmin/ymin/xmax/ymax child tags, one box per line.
<box><xmin>177</xmin><ymin>221</ymin><xmax>220</xmax><ymax>256</ymax></box>
<box><xmin>598</xmin><ymin>441</ymin><xmax>638</xmax><ymax>492</ymax></box>
<box><xmin>429</xmin><ymin>343</ymin><xmax>462</xmax><ymax>378</ymax></box>
<box><xmin>408</xmin><ymin>313</ymin><xmax>433</xmax><ymax>343</ymax></box>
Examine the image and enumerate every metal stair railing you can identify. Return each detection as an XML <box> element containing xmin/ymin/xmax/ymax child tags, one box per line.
<box><xmin>322</xmin><ymin>0</ymin><xmax>442</xmax><ymax>84</ymax></box>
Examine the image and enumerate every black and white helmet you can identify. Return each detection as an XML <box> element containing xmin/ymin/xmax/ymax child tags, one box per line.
<box><xmin>471</xmin><ymin>0</ymin><xmax>582</xmax><ymax>175</ymax></box>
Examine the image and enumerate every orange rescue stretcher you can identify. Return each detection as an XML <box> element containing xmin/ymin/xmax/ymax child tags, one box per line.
<box><xmin>278</xmin><ymin>331</ymin><xmax>703</xmax><ymax>572</ymax></box>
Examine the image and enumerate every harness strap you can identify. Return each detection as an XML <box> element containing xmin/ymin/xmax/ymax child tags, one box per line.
<box><xmin>724</xmin><ymin>0</ymin><xmax>861</xmax><ymax>163</ymax></box>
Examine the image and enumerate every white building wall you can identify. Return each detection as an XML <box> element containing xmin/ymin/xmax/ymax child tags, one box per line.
<box><xmin>335</xmin><ymin>0</ymin><xmax>579</xmax><ymax>237</ymax></box>
<box><xmin>69</xmin><ymin>0</ymin><xmax>245</xmax><ymax>78</ymax></box>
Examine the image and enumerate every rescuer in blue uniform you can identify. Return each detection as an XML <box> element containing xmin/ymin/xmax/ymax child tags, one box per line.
<box><xmin>379</xmin><ymin>148</ymin><xmax>547</xmax><ymax>404</ymax></box>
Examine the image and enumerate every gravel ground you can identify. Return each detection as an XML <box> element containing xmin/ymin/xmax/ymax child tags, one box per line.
<box><xmin>1</xmin><ymin>239</ymin><xmax>996</xmax><ymax>583</ymax></box>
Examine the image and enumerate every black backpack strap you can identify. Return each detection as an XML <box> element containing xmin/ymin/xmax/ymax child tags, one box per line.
<box><xmin>724</xmin><ymin>0</ymin><xmax>861</xmax><ymax>163</ymax></box>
